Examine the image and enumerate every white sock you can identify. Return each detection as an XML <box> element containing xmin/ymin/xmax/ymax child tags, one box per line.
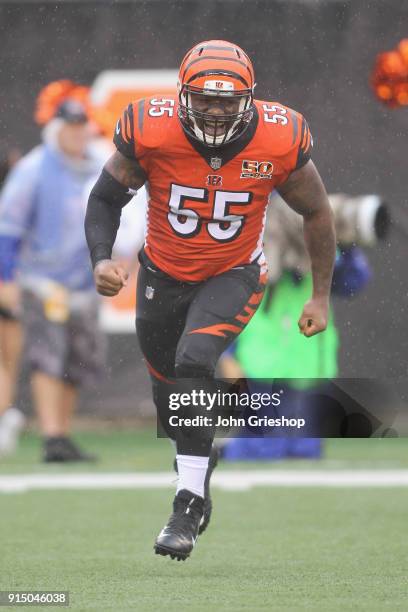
<box><xmin>0</xmin><ymin>407</ymin><xmax>25</xmax><ymax>456</ymax></box>
<box><xmin>176</xmin><ymin>454</ymin><xmax>209</xmax><ymax>498</ymax></box>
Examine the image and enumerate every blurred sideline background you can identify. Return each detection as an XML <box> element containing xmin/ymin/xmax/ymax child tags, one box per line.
<box><xmin>1</xmin><ymin>3</ymin><xmax>408</xmax><ymax>609</ymax></box>
<box><xmin>0</xmin><ymin>0</ymin><xmax>406</xmax><ymax>420</ymax></box>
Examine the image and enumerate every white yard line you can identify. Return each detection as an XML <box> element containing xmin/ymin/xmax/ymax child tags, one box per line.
<box><xmin>2</xmin><ymin>470</ymin><xmax>408</xmax><ymax>493</ymax></box>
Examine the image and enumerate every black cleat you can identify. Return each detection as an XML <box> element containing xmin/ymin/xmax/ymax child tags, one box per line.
<box><xmin>154</xmin><ymin>489</ymin><xmax>204</xmax><ymax>560</ymax></box>
<box><xmin>173</xmin><ymin>445</ymin><xmax>219</xmax><ymax>535</ymax></box>
<box><xmin>43</xmin><ymin>437</ymin><xmax>97</xmax><ymax>463</ymax></box>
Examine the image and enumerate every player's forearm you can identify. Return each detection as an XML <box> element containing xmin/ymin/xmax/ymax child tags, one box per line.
<box><xmin>303</xmin><ymin>206</ymin><xmax>336</xmax><ymax>299</ymax></box>
<box><xmin>85</xmin><ymin>169</ymin><xmax>133</xmax><ymax>269</ymax></box>
<box><xmin>277</xmin><ymin>160</ymin><xmax>336</xmax><ymax>300</ymax></box>
<box><xmin>85</xmin><ymin>194</ymin><xmax>120</xmax><ymax>268</ymax></box>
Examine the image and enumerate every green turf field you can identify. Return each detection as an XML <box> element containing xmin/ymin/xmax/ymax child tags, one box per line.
<box><xmin>1</xmin><ymin>431</ymin><xmax>408</xmax><ymax>611</ymax></box>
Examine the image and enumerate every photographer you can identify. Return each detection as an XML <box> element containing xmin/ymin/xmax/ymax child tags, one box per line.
<box><xmin>220</xmin><ymin>191</ymin><xmax>388</xmax><ymax>460</ymax></box>
<box><xmin>0</xmin><ymin>82</ymin><xmax>107</xmax><ymax>462</ymax></box>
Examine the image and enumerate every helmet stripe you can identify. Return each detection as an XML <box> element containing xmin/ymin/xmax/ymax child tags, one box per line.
<box><xmin>182</xmin><ymin>56</ymin><xmax>253</xmax><ymax>85</ymax></box>
<box><xmin>186</xmin><ymin>69</ymin><xmax>251</xmax><ymax>89</ymax></box>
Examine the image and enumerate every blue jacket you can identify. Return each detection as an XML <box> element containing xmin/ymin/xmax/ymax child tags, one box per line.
<box><xmin>0</xmin><ymin>136</ymin><xmax>104</xmax><ymax>290</ymax></box>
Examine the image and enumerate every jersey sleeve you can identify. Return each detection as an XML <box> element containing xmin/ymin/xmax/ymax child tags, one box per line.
<box><xmin>113</xmin><ymin>103</ymin><xmax>137</xmax><ymax>159</ymax></box>
<box><xmin>295</xmin><ymin>116</ymin><xmax>313</xmax><ymax>170</ymax></box>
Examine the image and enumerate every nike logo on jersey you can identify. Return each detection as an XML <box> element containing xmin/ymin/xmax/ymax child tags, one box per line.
<box><xmin>116</xmin><ymin>120</ymin><xmax>121</xmax><ymax>135</ymax></box>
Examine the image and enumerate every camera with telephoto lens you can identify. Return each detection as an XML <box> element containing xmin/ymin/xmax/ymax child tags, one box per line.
<box><xmin>329</xmin><ymin>194</ymin><xmax>390</xmax><ymax>247</ymax></box>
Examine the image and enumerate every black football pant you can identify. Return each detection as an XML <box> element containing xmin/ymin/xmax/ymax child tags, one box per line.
<box><xmin>136</xmin><ymin>249</ymin><xmax>266</xmax><ymax>456</ymax></box>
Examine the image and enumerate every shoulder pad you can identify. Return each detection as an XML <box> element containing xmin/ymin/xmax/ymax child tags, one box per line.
<box><xmin>113</xmin><ymin>95</ymin><xmax>178</xmax><ymax>158</ymax></box>
<box><xmin>255</xmin><ymin>100</ymin><xmax>313</xmax><ymax>170</ymax></box>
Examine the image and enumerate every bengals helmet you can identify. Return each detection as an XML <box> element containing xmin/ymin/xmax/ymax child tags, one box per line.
<box><xmin>178</xmin><ymin>40</ymin><xmax>255</xmax><ymax>147</ymax></box>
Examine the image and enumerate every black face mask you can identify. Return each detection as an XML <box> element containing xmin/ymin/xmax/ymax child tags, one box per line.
<box><xmin>178</xmin><ymin>87</ymin><xmax>254</xmax><ymax>147</ymax></box>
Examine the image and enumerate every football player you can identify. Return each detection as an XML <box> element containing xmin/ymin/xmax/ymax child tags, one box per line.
<box><xmin>85</xmin><ymin>40</ymin><xmax>336</xmax><ymax>560</ymax></box>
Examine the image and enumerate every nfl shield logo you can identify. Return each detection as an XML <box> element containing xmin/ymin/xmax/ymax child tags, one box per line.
<box><xmin>145</xmin><ymin>285</ymin><xmax>155</xmax><ymax>300</ymax></box>
<box><xmin>210</xmin><ymin>157</ymin><xmax>222</xmax><ymax>170</ymax></box>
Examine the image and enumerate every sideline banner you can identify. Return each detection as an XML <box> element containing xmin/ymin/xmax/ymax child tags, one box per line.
<box><xmin>91</xmin><ymin>69</ymin><xmax>178</xmax><ymax>334</ymax></box>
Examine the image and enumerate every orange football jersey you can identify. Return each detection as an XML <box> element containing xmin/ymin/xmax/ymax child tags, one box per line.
<box><xmin>113</xmin><ymin>95</ymin><xmax>312</xmax><ymax>282</ymax></box>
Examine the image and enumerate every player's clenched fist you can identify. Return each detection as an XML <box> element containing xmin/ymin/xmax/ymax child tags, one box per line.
<box><xmin>93</xmin><ymin>260</ymin><xmax>128</xmax><ymax>297</ymax></box>
<box><xmin>298</xmin><ymin>296</ymin><xmax>329</xmax><ymax>337</ymax></box>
